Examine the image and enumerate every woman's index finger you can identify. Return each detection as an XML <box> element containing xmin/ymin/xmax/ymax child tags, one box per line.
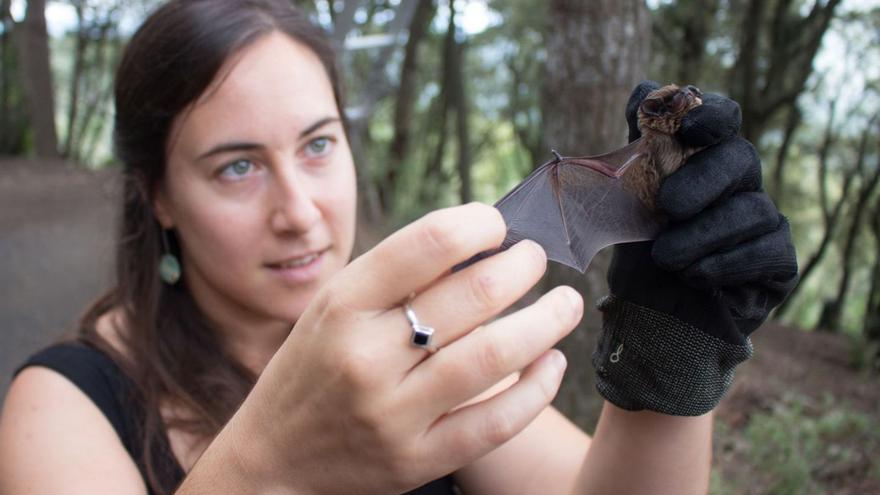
<box><xmin>330</xmin><ymin>203</ymin><xmax>507</xmax><ymax>311</ymax></box>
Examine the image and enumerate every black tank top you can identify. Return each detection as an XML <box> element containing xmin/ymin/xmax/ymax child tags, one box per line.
<box><xmin>16</xmin><ymin>342</ymin><xmax>458</xmax><ymax>495</ymax></box>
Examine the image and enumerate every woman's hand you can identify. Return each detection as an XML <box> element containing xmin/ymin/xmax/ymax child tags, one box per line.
<box><xmin>229</xmin><ymin>203</ymin><xmax>583</xmax><ymax>494</ymax></box>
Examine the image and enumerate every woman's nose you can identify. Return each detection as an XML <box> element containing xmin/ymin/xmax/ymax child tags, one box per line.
<box><xmin>269</xmin><ymin>168</ymin><xmax>321</xmax><ymax>234</ymax></box>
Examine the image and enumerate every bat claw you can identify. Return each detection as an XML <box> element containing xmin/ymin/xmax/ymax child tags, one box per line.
<box><xmin>551</xmin><ymin>149</ymin><xmax>563</xmax><ymax>162</ymax></box>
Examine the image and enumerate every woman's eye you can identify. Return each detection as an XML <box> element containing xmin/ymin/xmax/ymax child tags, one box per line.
<box><xmin>305</xmin><ymin>137</ymin><xmax>333</xmax><ymax>157</ymax></box>
<box><xmin>218</xmin><ymin>159</ymin><xmax>255</xmax><ymax>180</ymax></box>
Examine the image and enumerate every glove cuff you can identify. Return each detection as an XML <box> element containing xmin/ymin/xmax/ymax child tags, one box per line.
<box><xmin>592</xmin><ymin>294</ymin><xmax>753</xmax><ymax>416</ymax></box>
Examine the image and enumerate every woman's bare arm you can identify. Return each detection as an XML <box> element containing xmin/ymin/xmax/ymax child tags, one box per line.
<box><xmin>574</xmin><ymin>402</ymin><xmax>712</xmax><ymax>495</ymax></box>
<box><xmin>455</xmin><ymin>398</ymin><xmax>710</xmax><ymax>495</ymax></box>
<box><xmin>0</xmin><ymin>367</ymin><xmax>149</xmax><ymax>494</ymax></box>
<box><xmin>454</xmin><ymin>403</ymin><xmax>590</xmax><ymax>494</ymax></box>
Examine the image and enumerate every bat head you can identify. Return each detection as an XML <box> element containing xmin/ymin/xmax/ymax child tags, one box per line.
<box><xmin>637</xmin><ymin>84</ymin><xmax>703</xmax><ymax>135</ymax></box>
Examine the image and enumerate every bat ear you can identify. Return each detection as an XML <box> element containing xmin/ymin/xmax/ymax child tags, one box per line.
<box><xmin>639</xmin><ymin>97</ymin><xmax>665</xmax><ymax>117</ymax></box>
<box><xmin>685</xmin><ymin>85</ymin><xmax>703</xmax><ymax>98</ymax></box>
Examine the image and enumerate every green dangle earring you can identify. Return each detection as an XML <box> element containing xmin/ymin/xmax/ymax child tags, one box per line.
<box><xmin>158</xmin><ymin>229</ymin><xmax>181</xmax><ymax>285</ymax></box>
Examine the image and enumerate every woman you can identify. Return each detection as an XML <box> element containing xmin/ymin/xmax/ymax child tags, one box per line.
<box><xmin>0</xmin><ymin>1</ymin><xmax>797</xmax><ymax>494</ymax></box>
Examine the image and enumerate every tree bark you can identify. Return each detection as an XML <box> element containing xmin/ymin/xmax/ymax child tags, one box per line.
<box><xmin>729</xmin><ymin>0</ymin><xmax>841</xmax><ymax>142</ymax></box>
<box><xmin>541</xmin><ymin>0</ymin><xmax>650</xmax><ymax>429</ymax></box>
<box><xmin>770</xmin><ymin>104</ymin><xmax>802</xmax><ymax>201</ymax></box>
<box><xmin>730</xmin><ymin>0</ymin><xmax>763</xmax><ymax>141</ymax></box>
<box><xmin>78</xmin><ymin>33</ymin><xmax>120</xmax><ymax>165</ymax></box>
<box><xmin>14</xmin><ymin>0</ymin><xmax>58</xmax><ymax>159</ymax></box>
<box><xmin>384</xmin><ymin>0</ymin><xmax>435</xmax><ymax>213</ymax></box>
<box><xmin>777</xmin><ymin>107</ymin><xmax>867</xmax><ymax>318</ymax></box>
<box><xmin>419</xmin><ymin>13</ymin><xmax>455</xmax><ymax>208</ymax></box>
<box><xmin>344</xmin><ymin>0</ymin><xmax>421</xmax><ymax>226</ymax></box>
<box><xmin>1</xmin><ymin>0</ymin><xmax>11</xmax><ymax>118</ymax></box>
<box><xmin>62</xmin><ymin>1</ymin><xmax>87</xmax><ymax>159</ymax></box>
<box><xmin>505</xmin><ymin>57</ymin><xmax>544</xmax><ymax>167</ymax></box>
<box><xmin>816</xmin><ymin>134</ymin><xmax>880</xmax><ymax>332</ymax></box>
<box><xmin>864</xmin><ymin>199</ymin><xmax>880</xmax><ymax>356</ymax></box>
<box><xmin>0</xmin><ymin>0</ymin><xmax>26</xmax><ymax>153</ymax></box>
<box><xmin>542</xmin><ymin>1</ymin><xmax>649</xmax><ymax>156</ymax></box>
<box><xmin>450</xmin><ymin>35</ymin><xmax>472</xmax><ymax>204</ymax></box>
<box><xmin>676</xmin><ymin>0</ymin><xmax>717</xmax><ymax>83</ymax></box>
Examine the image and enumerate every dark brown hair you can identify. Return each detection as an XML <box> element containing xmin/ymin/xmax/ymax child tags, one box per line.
<box><xmin>78</xmin><ymin>1</ymin><xmax>344</xmax><ymax>493</ymax></box>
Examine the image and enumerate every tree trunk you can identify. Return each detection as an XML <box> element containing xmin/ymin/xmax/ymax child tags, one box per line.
<box><xmin>729</xmin><ymin>0</ymin><xmax>841</xmax><ymax>143</ymax></box>
<box><xmin>62</xmin><ymin>1</ymin><xmax>87</xmax><ymax>159</ymax></box>
<box><xmin>0</xmin><ymin>0</ymin><xmax>26</xmax><ymax>153</ymax></box>
<box><xmin>420</xmin><ymin>15</ymin><xmax>455</xmax><ymax>208</ymax></box>
<box><xmin>864</xmin><ymin>199</ymin><xmax>880</xmax><ymax>358</ymax></box>
<box><xmin>79</xmin><ymin>33</ymin><xmax>120</xmax><ymax>166</ymax></box>
<box><xmin>676</xmin><ymin>0</ymin><xmax>717</xmax><ymax>83</ymax></box>
<box><xmin>505</xmin><ymin>57</ymin><xmax>544</xmax><ymax>167</ymax></box>
<box><xmin>14</xmin><ymin>0</ymin><xmax>58</xmax><ymax>159</ymax></box>
<box><xmin>72</xmin><ymin>10</ymin><xmax>117</xmax><ymax>164</ymax></box>
<box><xmin>450</xmin><ymin>36</ymin><xmax>472</xmax><ymax>204</ymax></box>
<box><xmin>770</xmin><ymin>104</ymin><xmax>802</xmax><ymax>201</ymax></box>
<box><xmin>541</xmin><ymin>0</ymin><xmax>650</xmax><ymax>430</ymax></box>
<box><xmin>817</xmin><ymin>144</ymin><xmax>880</xmax><ymax>332</ymax></box>
<box><xmin>1</xmin><ymin>0</ymin><xmax>11</xmax><ymax>118</ymax></box>
<box><xmin>777</xmin><ymin>107</ymin><xmax>867</xmax><ymax>318</ymax></box>
<box><xmin>345</xmin><ymin>0</ymin><xmax>421</xmax><ymax>227</ymax></box>
<box><xmin>384</xmin><ymin>0</ymin><xmax>434</xmax><ymax>213</ymax></box>
<box><xmin>731</xmin><ymin>0</ymin><xmax>763</xmax><ymax>141</ymax></box>
<box><xmin>420</xmin><ymin>93</ymin><xmax>449</xmax><ymax>207</ymax></box>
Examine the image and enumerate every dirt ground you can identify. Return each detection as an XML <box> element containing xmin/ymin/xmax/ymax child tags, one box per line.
<box><xmin>714</xmin><ymin>323</ymin><xmax>880</xmax><ymax>494</ymax></box>
<box><xmin>1</xmin><ymin>160</ymin><xmax>878</xmax><ymax>493</ymax></box>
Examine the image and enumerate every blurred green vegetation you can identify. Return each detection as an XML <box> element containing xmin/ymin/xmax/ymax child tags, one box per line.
<box><xmin>711</xmin><ymin>394</ymin><xmax>880</xmax><ymax>494</ymax></box>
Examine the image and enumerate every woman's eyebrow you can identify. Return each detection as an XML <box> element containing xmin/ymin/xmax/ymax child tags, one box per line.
<box><xmin>299</xmin><ymin>116</ymin><xmax>340</xmax><ymax>138</ymax></box>
<box><xmin>196</xmin><ymin>117</ymin><xmax>340</xmax><ymax>160</ymax></box>
<box><xmin>197</xmin><ymin>141</ymin><xmax>262</xmax><ymax>160</ymax></box>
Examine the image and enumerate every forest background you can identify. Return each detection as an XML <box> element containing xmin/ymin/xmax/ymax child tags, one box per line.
<box><xmin>1</xmin><ymin>0</ymin><xmax>879</xmax><ymax>493</ymax></box>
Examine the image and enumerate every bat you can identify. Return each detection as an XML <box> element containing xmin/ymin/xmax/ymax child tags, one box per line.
<box><xmin>456</xmin><ymin>84</ymin><xmax>704</xmax><ymax>273</ymax></box>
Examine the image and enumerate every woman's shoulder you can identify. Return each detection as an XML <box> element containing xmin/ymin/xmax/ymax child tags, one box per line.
<box><xmin>10</xmin><ymin>307</ymin><xmax>141</xmax><ymax>446</ymax></box>
<box><xmin>15</xmin><ymin>313</ymin><xmax>139</xmax><ymax>427</ymax></box>
<box><xmin>0</xmin><ymin>335</ymin><xmax>149</xmax><ymax>493</ymax></box>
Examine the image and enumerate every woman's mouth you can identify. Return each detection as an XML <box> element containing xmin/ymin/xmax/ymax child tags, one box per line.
<box><xmin>266</xmin><ymin>249</ymin><xmax>328</xmax><ymax>284</ymax></box>
<box><xmin>276</xmin><ymin>252</ymin><xmax>320</xmax><ymax>268</ymax></box>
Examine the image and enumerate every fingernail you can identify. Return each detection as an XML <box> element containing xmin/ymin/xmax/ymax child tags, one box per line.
<box><xmin>551</xmin><ymin>350</ymin><xmax>567</xmax><ymax>373</ymax></box>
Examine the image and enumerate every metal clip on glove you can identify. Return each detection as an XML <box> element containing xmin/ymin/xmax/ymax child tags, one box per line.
<box><xmin>592</xmin><ymin>81</ymin><xmax>799</xmax><ymax>416</ymax></box>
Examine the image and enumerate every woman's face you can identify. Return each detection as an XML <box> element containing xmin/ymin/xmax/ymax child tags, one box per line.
<box><xmin>155</xmin><ymin>32</ymin><xmax>357</xmax><ymax>329</ymax></box>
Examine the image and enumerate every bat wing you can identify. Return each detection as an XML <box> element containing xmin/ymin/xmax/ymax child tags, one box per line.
<box><xmin>455</xmin><ymin>139</ymin><xmax>661</xmax><ymax>274</ymax></box>
<box><xmin>547</xmin><ymin>157</ymin><xmax>661</xmax><ymax>273</ymax></box>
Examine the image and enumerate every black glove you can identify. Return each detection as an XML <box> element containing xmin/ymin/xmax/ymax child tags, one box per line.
<box><xmin>592</xmin><ymin>81</ymin><xmax>799</xmax><ymax>416</ymax></box>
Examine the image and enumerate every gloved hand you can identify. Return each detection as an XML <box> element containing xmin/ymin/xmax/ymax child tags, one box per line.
<box><xmin>592</xmin><ymin>81</ymin><xmax>799</xmax><ymax>416</ymax></box>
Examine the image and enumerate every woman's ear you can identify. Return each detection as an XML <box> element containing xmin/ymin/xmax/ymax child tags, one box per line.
<box><xmin>152</xmin><ymin>186</ymin><xmax>175</xmax><ymax>229</ymax></box>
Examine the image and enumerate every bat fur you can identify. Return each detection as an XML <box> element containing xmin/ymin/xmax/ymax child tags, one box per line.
<box><xmin>623</xmin><ymin>84</ymin><xmax>704</xmax><ymax>211</ymax></box>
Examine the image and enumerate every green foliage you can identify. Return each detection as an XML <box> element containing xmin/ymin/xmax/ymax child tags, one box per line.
<box><xmin>847</xmin><ymin>332</ymin><xmax>880</xmax><ymax>373</ymax></box>
<box><xmin>0</xmin><ymin>17</ymin><xmax>28</xmax><ymax>154</ymax></box>
<box><xmin>712</xmin><ymin>394</ymin><xmax>880</xmax><ymax>495</ymax></box>
<box><xmin>709</xmin><ymin>469</ymin><xmax>736</xmax><ymax>495</ymax></box>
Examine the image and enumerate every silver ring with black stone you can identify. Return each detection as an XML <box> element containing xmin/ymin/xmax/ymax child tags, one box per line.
<box><xmin>404</xmin><ymin>300</ymin><xmax>438</xmax><ymax>354</ymax></box>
